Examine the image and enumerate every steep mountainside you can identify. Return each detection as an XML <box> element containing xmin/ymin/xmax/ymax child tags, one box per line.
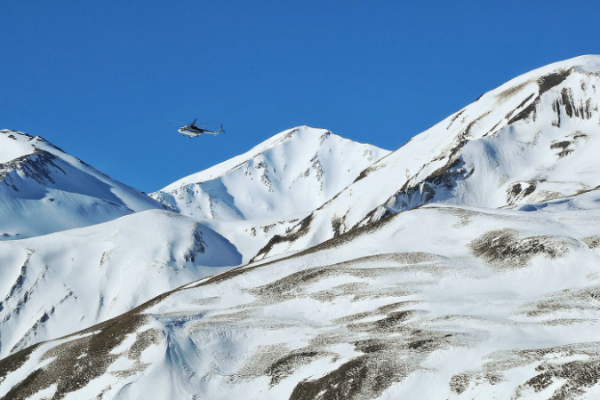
<box><xmin>255</xmin><ymin>55</ymin><xmax>600</xmax><ymax>260</ymax></box>
<box><xmin>0</xmin><ymin>130</ymin><xmax>162</xmax><ymax>240</ymax></box>
<box><xmin>5</xmin><ymin>202</ymin><xmax>600</xmax><ymax>399</ymax></box>
<box><xmin>0</xmin><ymin>210</ymin><xmax>241</xmax><ymax>359</ymax></box>
<box><xmin>151</xmin><ymin>126</ymin><xmax>389</xmax><ymax>221</ymax></box>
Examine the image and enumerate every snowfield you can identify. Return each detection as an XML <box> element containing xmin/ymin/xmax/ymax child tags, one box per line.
<box><xmin>4</xmin><ymin>55</ymin><xmax>600</xmax><ymax>399</ymax></box>
<box><xmin>0</xmin><ymin>210</ymin><xmax>241</xmax><ymax>359</ymax></box>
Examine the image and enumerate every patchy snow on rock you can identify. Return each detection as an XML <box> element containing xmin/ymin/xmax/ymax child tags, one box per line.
<box><xmin>5</xmin><ymin>204</ymin><xmax>600</xmax><ymax>399</ymax></box>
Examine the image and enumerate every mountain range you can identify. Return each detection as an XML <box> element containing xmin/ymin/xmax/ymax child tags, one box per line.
<box><xmin>3</xmin><ymin>55</ymin><xmax>600</xmax><ymax>399</ymax></box>
<box><xmin>0</xmin><ymin>125</ymin><xmax>387</xmax><ymax>361</ymax></box>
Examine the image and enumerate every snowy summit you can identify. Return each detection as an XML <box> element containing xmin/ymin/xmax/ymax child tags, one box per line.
<box><xmin>151</xmin><ymin>126</ymin><xmax>389</xmax><ymax>220</ymax></box>
<box><xmin>0</xmin><ymin>130</ymin><xmax>161</xmax><ymax>240</ymax></box>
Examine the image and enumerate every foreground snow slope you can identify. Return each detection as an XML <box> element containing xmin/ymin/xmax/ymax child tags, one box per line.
<box><xmin>255</xmin><ymin>55</ymin><xmax>600</xmax><ymax>260</ymax></box>
<box><xmin>0</xmin><ymin>130</ymin><xmax>162</xmax><ymax>240</ymax></box>
<box><xmin>151</xmin><ymin>126</ymin><xmax>389</xmax><ymax>220</ymax></box>
<box><xmin>0</xmin><ymin>210</ymin><xmax>241</xmax><ymax>359</ymax></box>
<box><xmin>5</xmin><ymin>203</ymin><xmax>600</xmax><ymax>399</ymax></box>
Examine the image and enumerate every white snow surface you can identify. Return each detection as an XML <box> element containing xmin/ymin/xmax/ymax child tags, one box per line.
<box><xmin>4</xmin><ymin>204</ymin><xmax>600</xmax><ymax>399</ymax></box>
<box><xmin>151</xmin><ymin>126</ymin><xmax>389</xmax><ymax>220</ymax></box>
<box><xmin>0</xmin><ymin>209</ymin><xmax>241</xmax><ymax>359</ymax></box>
<box><xmin>201</xmin><ymin>213</ymin><xmax>306</xmax><ymax>264</ymax></box>
<box><xmin>255</xmin><ymin>55</ymin><xmax>600</xmax><ymax>260</ymax></box>
<box><xmin>0</xmin><ymin>130</ymin><xmax>162</xmax><ymax>240</ymax></box>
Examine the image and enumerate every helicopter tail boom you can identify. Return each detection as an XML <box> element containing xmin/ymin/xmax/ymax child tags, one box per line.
<box><xmin>206</xmin><ymin>125</ymin><xmax>225</xmax><ymax>135</ymax></box>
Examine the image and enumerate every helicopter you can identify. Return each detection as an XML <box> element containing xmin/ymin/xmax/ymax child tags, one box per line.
<box><xmin>178</xmin><ymin>119</ymin><xmax>225</xmax><ymax>138</ymax></box>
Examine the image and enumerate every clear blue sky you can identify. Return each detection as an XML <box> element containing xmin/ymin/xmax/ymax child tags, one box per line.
<box><xmin>2</xmin><ymin>1</ymin><xmax>599</xmax><ymax>192</ymax></box>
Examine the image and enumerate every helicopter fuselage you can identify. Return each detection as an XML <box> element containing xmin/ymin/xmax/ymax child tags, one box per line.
<box><xmin>178</xmin><ymin>127</ymin><xmax>214</xmax><ymax>137</ymax></box>
<box><xmin>178</xmin><ymin>123</ymin><xmax>224</xmax><ymax>138</ymax></box>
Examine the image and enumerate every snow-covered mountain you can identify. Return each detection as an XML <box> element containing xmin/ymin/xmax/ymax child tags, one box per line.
<box><xmin>5</xmin><ymin>202</ymin><xmax>600</xmax><ymax>399</ymax></box>
<box><xmin>254</xmin><ymin>55</ymin><xmax>600</xmax><ymax>260</ymax></box>
<box><xmin>0</xmin><ymin>126</ymin><xmax>385</xmax><ymax>357</ymax></box>
<box><xmin>0</xmin><ymin>130</ymin><xmax>162</xmax><ymax>240</ymax></box>
<box><xmin>0</xmin><ymin>209</ymin><xmax>241</xmax><ymax>359</ymax></box>
<box><xmin>7</xmin><ymin>55</ymin><xmax>600</xmax><ymax>400</ymax></box>
<box><xmin>151</xmin><ymin>126</ymin><xmax>389</xmax><ymax>221</ymax></box>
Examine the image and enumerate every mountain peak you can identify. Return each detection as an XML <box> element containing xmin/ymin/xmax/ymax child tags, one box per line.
<box><xmin>161</xmin><ymin>126</ymin><xmax>349</xmax><ymax>190</ymax></box>
<box><xmin>0</xmin><ymin>128</ymin><xmax>161</xmax><ymax>240</ymax></box>
<box><xmin>153</xmin><ymin>126</ymin><xmax>389</xmax><ymax>221</ymax></box>
<box><xmin>475</xmin><ymin>54</ymin><xmax>600</xmax><ymax>107</ymax></box>
<box><xmin>0</xmin><ymin>129</ymin><xmax>47</xmax><ymax>164</ymax></box>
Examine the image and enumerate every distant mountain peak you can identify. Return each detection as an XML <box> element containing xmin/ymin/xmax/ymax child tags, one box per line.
<box><xmin>152</xmin><ymin>126</ymin><xmax>389</xmax><ymax>221</ymax></box>
<box><xmin>0</xmin><ymin>129</ymin><xmax>161</xmax><ymax>240</ymax></box>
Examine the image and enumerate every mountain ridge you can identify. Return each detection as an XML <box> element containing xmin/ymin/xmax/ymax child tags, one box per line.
<box><xmin>254</xmin><ymin>54</ymin><xmax>600</xmax><ymax>260</ymax></box>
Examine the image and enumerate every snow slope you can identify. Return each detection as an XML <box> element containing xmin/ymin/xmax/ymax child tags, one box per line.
<box><xmin>151</xmin><ymin>126</ymin><xmax>389</xmax><ymax>221</ymax></box>
<box><xmin>201</xmin><ymin>214</ymin><xmax>305</xmax><ymax>264</ymax></box>
<box><xmin>255</xmin><ymin>55</ymin><xmax>600</xmax><ymax>260</ymax></box>
<box><xmin>0</xmin><ymin>130</ymin><xmax>162</xmax><ymax>240</ymax></box>
<box><xmin>0</xmin><ymin>209</ymin><xmax>241</xmax><ymax>359</ymax></box>
<box><xmin>5</xmin><ymin>203</ymin><xmax>600</xmax><ymax>399</ymax></box>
